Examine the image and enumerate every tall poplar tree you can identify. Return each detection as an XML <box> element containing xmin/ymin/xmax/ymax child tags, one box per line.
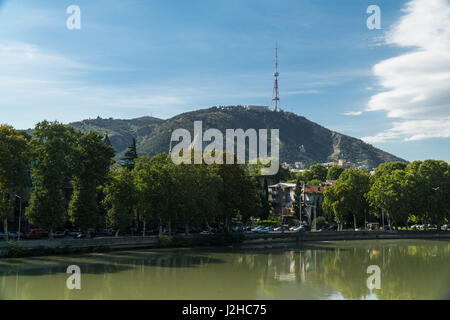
<box><xmin>26</xmin><ymin>121</ymin><xmax>76</xmax><ymax>238</ymax></box>
<box><xmin>0</xmin><ymin>125</ymin><xmax>30</xmax><ymax>241</ymax></box>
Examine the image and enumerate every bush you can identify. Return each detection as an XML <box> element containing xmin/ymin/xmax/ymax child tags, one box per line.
<box><xmin>5</xmin><ymin>241</ymin><xmax>26</xmax><ymax>257</ymax></box>
<box><xmin>157</xmin><ymin>235</ymin><xmax>172</xmax><ymax>247</ymax></box>
<box><xmin>172</xmin><ymin>235</ymin><xmax>192</xmax><ymax>247</ymax></box>
<box><xmin>312</xmin><ymin>216</ymin><xmax>329</xmax><ymax>229</ymax></box>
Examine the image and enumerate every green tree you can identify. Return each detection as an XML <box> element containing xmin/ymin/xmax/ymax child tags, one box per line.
<box><xmin>367</xmin><ymin>168</ymin><xmax>412</xmax><ymax>229</ymax></box>
<box><xmin>26</xmin><ymin>121</ymin><xmax>77</xmax><ymax>238</ymax></box>
<box><xmin>298</xmin><ymin>170</ymin><xmax>313</xmax><ymax>183</ymax></box>
<box><xmin>373</xmin><ymin>161</ymin><xmax>407</xmax><ymax>179</ymax></box>
<box><xmin>215</xmin><ymin>153</ymin><xmax>259</xmax><ymax>231</ymax></box>
<box><xmin>0</xmin><ymin>125</ymin><xmax>30</xmax><ymax>241</ymax></box>
<box><xmin>323</xmin><ymin>168</ymin><xmax>371</xmax><ymax>230</ymax></box>
<box><xmin>121</xmin><ymin>138</ymin><xmax>138</xmax><ymax>170</ymax></box>
<box><xmin>307</xmin><ymin>179</ymin><xmax>322</xmax><ymax>186</ymax></box>
<box><xmin>69</xmin><ymin>131</ymin><xmax>115</xmax><ymax>235</ymax></box>
<box><xmin>134</xmin><ymin>154</ymin><xmax>174</xmax><ymax>235</ymax></box>
<box><xmin>327</xmin><ymin>165</ymin><xmax>344</xmax><ymax>180</ymax></box>
<box><xmin>292</xmin><ymin>178</ymin><xmax>305</xmax><ymax>222</ymax></box>
<box><xmin>190</xmin><ymin>163</ymin><xmax>224</xmax><ymax>230</ymax></box>
<box><xmin>339</xmin><ymin>169</ymin><xmax>371</xmax><ymax>230</ymax></box>
<box><xmin>407</xmin><ymin>160</ymin><xmax>449</xmax><ymax>228</ymax></box>
<box><xmin>309</xmin><ymin>164</ymin><xmax>328</xmax><ymax>181</ymax></box>
<box><xmin>323</xmin><ymin>183</ymin><xmax>350</xmax><ymax>231</ymax></box>
<box><xmin>258</xmin><ymin>178</ymin><xmax>270</xmax><ymax>220</ymax></box>
<box><xmin>103</xmin><ymin>167</ymin><xmax>136</xmax><ymax>236</ymax></box>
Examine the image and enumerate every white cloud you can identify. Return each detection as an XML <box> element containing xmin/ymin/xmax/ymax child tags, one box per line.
<box><xmin>364</xmin><ymin>0</ymin><xmax>450</xmax><ymax>142</ymax></box>
<box><xmin>362</xmin><ymin>118</ymin><xmax>450</xmax><ymax>143</ymax></box>
<box><xmin>0</xmin><ymin>41</ymin><xmax>205</xmax><ymax>127</ymax></box>
<box><xmin>343</xmin><ymin>111</ymin><xmax>363</xmax><ymax>116</ymax></box>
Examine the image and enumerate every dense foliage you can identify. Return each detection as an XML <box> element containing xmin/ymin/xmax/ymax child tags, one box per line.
<box><xmin>322</xmin><ymin>161</ymin><xmax>450</xmax><ymax>230</ymax></box>
<box><xmin>0</xmin><ymin>119</ymin><xmax>448</xmax><ymax>239</ymax></box>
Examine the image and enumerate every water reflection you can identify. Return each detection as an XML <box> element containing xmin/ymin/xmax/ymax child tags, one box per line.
<box><xmin>0</xmin><ymin>240</ymin><xmax>449</xmax><ymax>300</ymax></box>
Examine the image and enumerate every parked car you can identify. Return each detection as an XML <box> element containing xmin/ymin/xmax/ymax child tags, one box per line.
<box><xmin>200</xmin><ymin>230</ymin><xmax>214</xmax><ymax>235</ymax></box>
<box><xmin>251</xmin><ymin>226</ymin><xmax>262</xmax><ymax>232</ymax></box>
<box><xmin>52</xmin><ymin>230</ymin><xmax>69</xmax><ymax>238</ymax></box>
<box><xmin>100</xmin><ymin>228</ymin><xmax>115</xmax><ymax>236</ymax></box>
<box><xmin>252</xmin><ymin>226</ymin><xmax>268</xmax><ymax>233</ymax></box>
<box><xmin>67</xmin><ymin>229</ymin><xmax>81</xmax><ymax>236</ymax></box>
<box><xmin>23</xmin><ymin>228</ymin><xmax>47</xmax><ymax>239</ymax></box>
<box><xmin>74</xmin><ymin>228</ymin><xmax>96</xmax><ymax>239</ymax></box>
<box><xmin>8</xmin><ymin>231</ymin><xmax>24</xmax><ymax>239</ymax></box>
<box><xmin>274</xmin><ymin>226</ymin><xmax>288</xmax><ymax>231</ymax></box>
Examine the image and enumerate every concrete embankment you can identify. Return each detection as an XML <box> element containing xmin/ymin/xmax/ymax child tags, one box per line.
<box><xmin>0</xmin><ymin>236</ymin><xmax>161</xmax><ymax>257</ymax></box>
<box><xmin>242</xmin><ymin>230</ymin><xmax>450</xmax><ymax>246</ymax></box>
<box><xmin>1</xmin><ymin>230</ymin><xmax>449</xmax><ymax>257</ymax></box>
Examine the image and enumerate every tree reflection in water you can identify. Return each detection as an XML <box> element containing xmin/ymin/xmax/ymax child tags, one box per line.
<box><xmin>0</xmin><ymin>240</ymin><xmax>448</xmax><ymax>299</ymax></box>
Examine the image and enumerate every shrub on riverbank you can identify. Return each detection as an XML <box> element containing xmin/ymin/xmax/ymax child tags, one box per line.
<box><xmin>158</xmin><ymin>235</ymin><xmax>172</xmax><ymax>247</ymax></box>
<box><xmin>5</xmin><ymin>241</ymin><xmax>26</xmax><ymax>257</ymax></box>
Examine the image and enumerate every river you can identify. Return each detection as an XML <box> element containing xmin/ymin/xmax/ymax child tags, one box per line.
<box><xmin>0</xmin><ymin>239</ymin><xmax>449</xmax><ymax>300</ymax></box>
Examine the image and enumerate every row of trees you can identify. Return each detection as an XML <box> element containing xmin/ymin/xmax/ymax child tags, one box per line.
<box><xmin>322</xmin><ymin>161</ymin><xmax>450</xmax><ymax>230</ymax></box>
<box><xmin>0</xmin><ymin>121</ymin><xmax>263</xmax><ymax>239</ymax></box>
<box><xmin>1</xmin><ymin>120</ymin><xmax>448</xmax><ymax>239</ymax></box>
<box><xmin>103</xmin><ymin>153</ymin><xmax>261</xmax><ymax>236</ymax></box>
<box><xmin>0</xmin><ymin>122</ymin><xmax>115</xmax><ymax>240</ymax></box>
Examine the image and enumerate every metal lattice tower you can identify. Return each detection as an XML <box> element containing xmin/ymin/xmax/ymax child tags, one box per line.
<box><xmin>272</xmin><ymin>44</ymin><xmax>280</xmax><ymax>112</ymax></box>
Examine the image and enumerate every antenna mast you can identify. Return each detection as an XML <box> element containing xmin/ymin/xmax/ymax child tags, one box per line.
<box><xmin>272</xmin><ymin>43</ymin><xmax>280</xmax><ymax>112</ymax></box>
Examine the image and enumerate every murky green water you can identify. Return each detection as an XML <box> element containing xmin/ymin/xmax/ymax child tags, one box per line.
<box><xmin>0</xmin><ymin>239</ymin><xmax>449</xmax><ymax>300</ymax></box>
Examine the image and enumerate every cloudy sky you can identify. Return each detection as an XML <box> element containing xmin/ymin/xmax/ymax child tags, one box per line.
<box><xmin>0</xmin><ymin>0</ymin><xmax>449</xmax><ymax>162</ymax></box>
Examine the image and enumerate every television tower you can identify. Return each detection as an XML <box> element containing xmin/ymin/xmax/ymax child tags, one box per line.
<box><xmin>272</xmin><ymin>44</ymin><xmax>280</xmax><ymax>112</ymax></box>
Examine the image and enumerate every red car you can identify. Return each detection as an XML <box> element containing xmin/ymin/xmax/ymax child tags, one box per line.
<box><xmin>24</xmin><ymin>228</ymin><xmax>47</xmax><ymax>239</ymax></box>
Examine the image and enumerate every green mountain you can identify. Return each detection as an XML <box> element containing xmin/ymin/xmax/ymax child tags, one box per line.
<box><xmin>69</xmin><ymin>106</ymin><xmax>405</xmax><ymax>168</ymax></box>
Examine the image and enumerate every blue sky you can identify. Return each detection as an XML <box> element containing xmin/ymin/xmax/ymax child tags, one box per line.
<box><xmin>0</xmin><ymin>0</ymin><xmax>449</xmax><ymax>162</ymax></box>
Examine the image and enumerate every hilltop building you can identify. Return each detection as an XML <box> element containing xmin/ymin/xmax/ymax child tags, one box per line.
<box><xmin>246</xmin><ymin>105</ymin><xmax>270</xmax><ymax>112</ymax></box>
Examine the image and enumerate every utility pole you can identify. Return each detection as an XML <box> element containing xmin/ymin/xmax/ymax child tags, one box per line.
<box><xmin>300</xmin><ymin>182</ymin><xmax>305</xmax><ymax>225</ymax></box>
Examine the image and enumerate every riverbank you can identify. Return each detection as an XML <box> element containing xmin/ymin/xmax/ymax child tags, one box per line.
<box><xmin>1</xmin><ymin>230</ymin><xmax>449</xmax><ymax>257</ymax></box>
